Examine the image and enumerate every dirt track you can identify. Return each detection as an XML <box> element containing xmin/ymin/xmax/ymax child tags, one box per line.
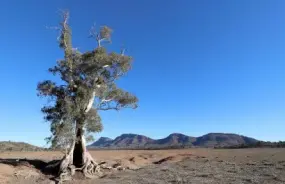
<box><xmin>0</xmin><ymin>148</ymin><xmax>285</xmax><ymax>183</ymax></box>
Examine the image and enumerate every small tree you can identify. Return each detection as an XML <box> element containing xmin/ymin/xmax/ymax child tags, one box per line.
<box><xmin>37</xmin><ymin>11</ymin><xmax>138</xmax><ymax>180</ymax></box>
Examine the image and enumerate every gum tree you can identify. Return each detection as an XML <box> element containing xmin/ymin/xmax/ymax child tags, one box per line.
<box><xmin>37</xmin><ymin>11</ymin><xmax>138</xmax><ymax>180</ymax></box>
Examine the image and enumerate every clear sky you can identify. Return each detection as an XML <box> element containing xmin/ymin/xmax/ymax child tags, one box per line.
<box><xmin>0</xmin><ymin>0</ymin><xmax>285</xmax><ymax>147</ymax></box>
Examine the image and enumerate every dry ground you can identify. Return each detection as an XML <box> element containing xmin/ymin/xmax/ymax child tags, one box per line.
<box><xmin>0</xmin><ymin>148</ymin><xmax>285</xmax><ymax>183</ymax></box>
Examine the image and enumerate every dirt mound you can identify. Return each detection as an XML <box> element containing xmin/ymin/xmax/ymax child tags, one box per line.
<box><xmin>0</xmin><ymin>163</ymin><xmax>15</xmax><ymax>183</ymax></box>
<box><xmin>0</xmin><ymin>162</ymin><xmax>42</xmax><ymax>184</ymax></box>
<box><xmin>128</xmin><ymin>155</ymin><xmax>151</xmax><ymax>166</ymax></box>
<box><xmin>153</xmin><ymin>154</ymin><xmax>193</xmax><ymax>164</ymax></box>
<box><xmin>153</xmin><ymin>156</ymin><xmax>175</xmax><ymax>164</ymax></box>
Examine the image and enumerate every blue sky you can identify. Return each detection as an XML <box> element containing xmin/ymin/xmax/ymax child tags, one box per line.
<box><xmin>0</xmin><ymin>0</ymin><xmax>285</xmax><ymax>146</ymax></box>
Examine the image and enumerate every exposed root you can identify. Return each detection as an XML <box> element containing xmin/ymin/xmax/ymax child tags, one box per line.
<box><xmin>51</xmin><ymin>136</ymin><xmax>126</xmax><ymax>183</ymax></box>
<box><xmin>56</xmin><ymin>141</ymin><xmax>76</xmax><ymax>183</ymax></box>
<box><xmin>47</xmin><ymin>156</ymin><xmax>128</xmax><ymax>183</ymax></box>
<box><xmin>54</xmin><ymin>151</ymin><xmax>103</xmax><ymax>183</ymax></box>
<box><xmin>57</xmin><ymin>164</ymin><xmax>75</xmax><ymax>183</ymax></box>
<box><xmin>82</xmin><ymin>151</ymin><xmax>102</xmax><ymax>178</ymax></box>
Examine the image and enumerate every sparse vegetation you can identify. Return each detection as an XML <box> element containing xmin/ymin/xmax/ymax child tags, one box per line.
<box><xmin>215</xmin><ymin>141</ymin><xmax>285</xmax><ymax>149</ymax></box>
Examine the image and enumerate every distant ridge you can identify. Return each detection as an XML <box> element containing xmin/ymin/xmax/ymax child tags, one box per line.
<box><xmin>89</xmin><ymin>137</ymin><xmax>113</xmax><ymax>147</ymax></box>
<box><xmin>88</xmin><ymin>133</ymin><xmax>258</xmax><ymax>149</ymax></box>
<box><xmin>0</xmin><ymin>141</ymin><xmax>44</xmax><ymax>152</ymax></box>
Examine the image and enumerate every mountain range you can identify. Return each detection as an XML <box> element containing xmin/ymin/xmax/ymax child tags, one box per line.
<box><xmin>88</xmin><ymin>133</ymin><xmax>258</xmax><ymax>149</ymax></box>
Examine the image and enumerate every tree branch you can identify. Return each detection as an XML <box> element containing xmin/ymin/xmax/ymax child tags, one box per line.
<box><xmin>85</xmin><ymin>91</ymin><xmax>96</xmax><ymax>113</ymax></box>
<box><xmin>97</xmin><ymin>104</ymin><xmax>136</xmax><ymax>111</ymax></box>
<box><xmin>97</xmin><ymin>106</ymin><xmax>120</xmax><ymax>111</ymax></box>
<box><xmin>95</xmin><ymin>97</ymin><xmax>114</xmax><ymax>109</ymax></box>
<box><xmin>121</xmin><ymin>46</ymin><xmax>125</xmax><ymax>56</ymax></box>
<box><xmin>89</xmin><ymin>24</ymin><xmax>112</xmax><ymax>48</ymax></box>
<box><xmin>99</xmin><ymin>98</ymin><xmax>113</xmax><ymax>104</ymax></box>
<box><xmin>59</xmin><ymin>10</ymin><xmax>71</xmax><ymax>50</ymax></box>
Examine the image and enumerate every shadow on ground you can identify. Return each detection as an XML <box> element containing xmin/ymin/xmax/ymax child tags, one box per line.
<box><xmin>0</xmin><ymin>158</ymin><xmax>60</xmax><ymax>176</ymax></box>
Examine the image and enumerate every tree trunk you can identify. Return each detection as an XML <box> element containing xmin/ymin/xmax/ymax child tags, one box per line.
<box><xmin>72</xmin><ymin>91</ymin><xmax>96</xmax><ymax>169</ymax></box>
<box><xmin>53</xmin><ymin>93</ymin><xmax>102</xmax><ymax>182</ymax></box>
<box><xmin>54</xmin><ymin>129</ymin><xmax>100</xmax><ymax>182</ymax></box>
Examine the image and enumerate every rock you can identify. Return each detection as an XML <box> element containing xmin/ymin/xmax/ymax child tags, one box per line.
<box><xmin>99</xmin><ymin>161</ymin><xmax>107</xmax><ymax>165</ymax></box>
<box><xmin>116</xmin><ymin>166</ymin><xmax>125</xmax><ymax>171</ymax></box>
<box><xmin>112</xmin><ymin>163</ymin><xmax>121</xmax><ymax>168</ymax></box>
<box><xmin>100</xmin><ymin>164</ymin><xmax>113</xmax><ymax>170</ymax></box>
<box><xmin>126</xmin><ymin>165</ymin><xmax>140</xmax><ymax>170</ymax></box>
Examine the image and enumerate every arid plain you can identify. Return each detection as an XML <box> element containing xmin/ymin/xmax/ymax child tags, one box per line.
<box><xmin>0</xmin><ymin>148</ymin><xmax>285</xmax><ymax>183</ymax></box>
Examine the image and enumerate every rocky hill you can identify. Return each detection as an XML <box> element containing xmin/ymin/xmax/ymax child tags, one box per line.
<box><xmin>0</xmin><ymin>141</ymin><xmax>44</xmax><ymax>152</ymax></box>
<box><xmin>193</xmin><ymin>133</ymin><xmax>258</xmax><ymax>147</ymax></box>
<box><xmin>153</xmin><ymin>133</ymin><xmax>196</xmax><ymax>148</ymax></box>
<box><xmin>89</xmin><ymin>137</ymin><xmax>113</xmax><ymax>147</ymax></box>
<box><xmin>90</xmin><ymin>134</ymin><xmax>155</xmax><ymax>149</ymax></box>
<box><xmin>88</xmin><ymin>133</ymin><xmax>258</xmax><ymax>149</ymax></box>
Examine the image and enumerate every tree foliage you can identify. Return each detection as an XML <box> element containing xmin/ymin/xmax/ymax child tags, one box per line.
<box><xmin>37</xmin><ymin>11</ymin><xmax>138</xmax><ymax>149</ymax></box>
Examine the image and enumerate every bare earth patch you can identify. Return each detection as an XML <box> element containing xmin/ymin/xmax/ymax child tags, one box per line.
<box><xmin>0</xmin><ymin>148</ymin><xmax>285</xmax><ymax>183</ymax></box>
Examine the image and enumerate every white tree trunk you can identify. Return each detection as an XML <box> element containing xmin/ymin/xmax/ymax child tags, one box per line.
<box><xmin>85</xmin><ymin>91</ymin><xmax>96</xmax><ymax>113</ymax></box>
<box><xmin>59</xmin><ymin>140</ymin><xmax>75</xmax><ymax>174</ymax></box>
